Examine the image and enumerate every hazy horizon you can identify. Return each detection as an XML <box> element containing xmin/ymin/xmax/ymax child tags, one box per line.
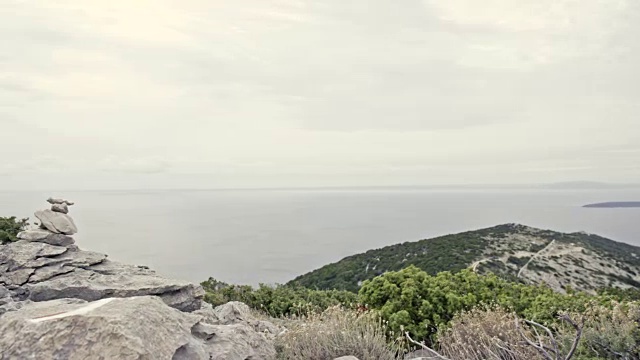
<box><xmin>2</xmin><ymin>181</ymin><xmax>640</xmax><ymax>193</ymax></box>
<box><xmin>2</xmin><ymin>1</ymin><xmax>639</xmax><ymax>190</ymax></box>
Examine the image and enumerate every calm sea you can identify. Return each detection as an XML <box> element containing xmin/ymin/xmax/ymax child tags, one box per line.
<box><xmin>1</xmin><ymin>189</ymin><xmax>638</xmax><ymax>286</ymax></box>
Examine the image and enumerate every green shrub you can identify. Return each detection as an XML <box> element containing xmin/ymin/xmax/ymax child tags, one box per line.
<box><xmin>201</xmin><ymin>278</ymin><xmax>358</xmax><ymax>318</ymax></box>
<box><xmin>597</xmin><ymin>287</ymin><xmax>640</xmax><ymax>301</ymax></box>
<box><xmin>358</xmin><ymin>266</ymin><xmax>597</xmax><ymax>342</ymax></box>
<box><xmin>0</xmin><ymin>216</ymin><xmax>29</xmax><ymax>244</ymax></box>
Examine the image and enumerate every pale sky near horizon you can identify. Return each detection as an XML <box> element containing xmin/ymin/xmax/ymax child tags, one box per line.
<box><xmin>1</xmin><ymin>0</ymin><xmax>639</xmax><ymax>190</ymax></box>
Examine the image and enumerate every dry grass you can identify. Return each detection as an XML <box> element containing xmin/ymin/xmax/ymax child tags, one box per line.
<box><xmin>275</xmin><ymin>306</ymin><xmax>402</xmax><ymax>360</ymax></box>
<box><xmin>559</xmin><ymin>301</ymin><xmax>640</xmax><ymax>359</ymax></box>
<box><xmin>438</xmin><ymin>307</ymin><xmax>546</xmax><ymax>360</ymax></box>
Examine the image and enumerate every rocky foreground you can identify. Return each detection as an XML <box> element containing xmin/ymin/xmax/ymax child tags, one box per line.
<box><xmin>0</xmin><ymin>199</ymin><xmax>279</xmax><ymax>359</ymax></box>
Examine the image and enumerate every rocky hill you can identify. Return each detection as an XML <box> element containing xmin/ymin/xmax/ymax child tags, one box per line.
<box><xmin>0</xmin><ymin>199</ymin><xmax>279</xmax><ymax>359</ymax></box>
<box><xmin>289</xmin><ymin>224</ymin><xmax>640</xmax><ymax>293</ymax></box>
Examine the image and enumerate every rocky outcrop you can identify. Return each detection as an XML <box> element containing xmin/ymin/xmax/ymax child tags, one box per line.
<box><xmin>0</xmin><ymin>241</ymin><xmax>204</xmax><ymax>313</ymax></box>
<box><xmin>0</xmin><ymin>198</ymin><xmax>278</xmax><ymax>359</ymax></box>
<box><xmin>0</xmin><ymin>296</ymin><xmax>277</xmax><ymax>360</ymax></box>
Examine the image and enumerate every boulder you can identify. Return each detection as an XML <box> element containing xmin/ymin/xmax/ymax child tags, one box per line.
<box><xmin>18</xmin><ymin>230</ymin><xmax>75</xmax><ymax>247</ymax></box>
<box><xmin>0</xmin><ymin>296</ymin><xmax>277</xmax><ymax>360</ymax></box>
<box><xmin>34</xmin><ymin>210</ymin><xmax>78</xmax><ymax>235</ymax></box>
<box><xmin>209</xmin><ymin>301</ymin><xmax>282</xmax><ymax>338</ymax></box>
<box><xmin>193</xmin><ymin>323</ymin><xmax>277</xmax><ymax>360</ymax></box>
<box><xmin>213</xmin><ymin>301</ymin><xmax>253</xmax><ymax>324</ymax></box>
<box><xmin>51</xmin><ymin>203</ymin><xmax>69</xmax><ymax>214</ymax></box>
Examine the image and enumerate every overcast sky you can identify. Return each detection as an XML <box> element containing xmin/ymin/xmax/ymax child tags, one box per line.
<box><xmin>1</xmin><ymin>0</ymin><xmax>639</xmax><ymax>190</ymax></box>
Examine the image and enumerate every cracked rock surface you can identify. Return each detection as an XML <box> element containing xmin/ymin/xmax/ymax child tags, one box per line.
<box><xmin>0</xmin><ymin>297</ymin><xmax>277</xmax><ymax>360</ymax></box>
<box><xmin>0</xmin><ymin>240</ymin><xmax>204</xmax><ymax>312</ymax></box>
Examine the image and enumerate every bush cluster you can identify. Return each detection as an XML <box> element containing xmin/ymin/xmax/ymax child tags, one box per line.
<box><xmin>0</xmin><ymin>216</ymin><xmax>28</xmax><ymax>244</ymax></box>
<box><xmin>201</xmin><ymin>278</ymin><xmax>358</xmax><ymax>318</ymax></box>
<box><xmin>358</xmin><ymin>266</ymin><xmax>597</xmax><ymax>342</ymax></box>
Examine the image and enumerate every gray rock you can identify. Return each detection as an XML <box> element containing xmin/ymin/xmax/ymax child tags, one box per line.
<box><xmin>0</xmin><ymin>241</ymin><xmax>200</xmax><ymax>312</ymax></box>
<box><xmin>0</xmin><ymin>296</ymin><xmax>277</xmax><ymax>360</ymax></box>
<box><xmin>201</xmin><ymin>323</ymin><xmax>277</xmax><ymax>360</ymax></box>
<box><xmin>18</xmin><ymin>230</ymin><xmax>75</xmax><ymax>247</ymax></box>
<box><xmin>2</xmin><ymin>268</ymin><xmax>35</xmax><ymax>287</ymax></box>
<box><xmin>27</xmin><ymin>259</ymin><xmax>204</xmax><ymax>312</ymax></box>
<box><xmin>0</xmin><ymin>285</ymin><xmax>8</xmax><ymax>298</ymax></box>
<box><xmin>192</xmin><ymin>301</ymin><xmax>219</xmax><ymax>324</ymax></box>
<box><xmin>46</xmin><ymin>197</ymin><xmax>74</xmax><ymax>206</ymax></box>
<box><xmin>214</xmin><ymin>301</ymin><xmax>253</xmax><ymax>324</ymax></box>
<box><xmin>51</xmin><ymin>203</ymin><xmax>69</xmax><ymax>214</ymax></box>
<box><xmin>0</xmin><ymin>285</ymin><xmax>24</xmax><ymax>316</ymax></box>
<box><xmin>0</xmin><ymin>299</ymin><xmax>19</xmax><ymax>316</ymax></box>
<box><xmin>0</xmin><ymin>297</ymin><xmax>200</xmax><ymax>359</ymax></box>
<box><xmin>212</xmin><ymin>301</ymin><xmax>282</xmax><ymax>338</ymax></box>
<box><xmin>0</xmin><ymin>241</ymin><xmax>68</xmax><ymax>269</ymax></box>
<box><xmin>28</xmin><ymin>264</ymin><xmax>75</xmax><ymax>283</ymax></box>
<box><xmin>34</xmin><ymin>209</ymin><xmax>78</xmax><ymax>235</ymax></box>
<box><xmin>42</xmin><ymin>233</ymin><xmax>75</xmax><ymax>247</ymax></box>
<box><xmin>334</xmin><ymin>357</ymin><xmax>361</xmax><ymax>360</ymax></box>
<box><xmin>17</xmin><ymin>229</ymin><xmax>52</xmax><ymax>241</ymax></box>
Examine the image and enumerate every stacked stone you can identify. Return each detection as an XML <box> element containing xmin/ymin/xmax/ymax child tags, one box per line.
<box><xmin>16</xmin><ymin>198</ymin><xmax>78</xmax><ymax>247</ymax></box>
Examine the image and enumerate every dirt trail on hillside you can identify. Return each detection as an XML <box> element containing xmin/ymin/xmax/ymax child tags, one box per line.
<box><xmin>518</xmin><ymin>240</ymin><xmax>556</xmax><ymax>278</ymax></box>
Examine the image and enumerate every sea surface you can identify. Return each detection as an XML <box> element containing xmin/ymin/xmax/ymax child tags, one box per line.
<box><xmin>1</xmin><ymin>189</ymin><xmax>639</xmax><ymax>286</ymax></box>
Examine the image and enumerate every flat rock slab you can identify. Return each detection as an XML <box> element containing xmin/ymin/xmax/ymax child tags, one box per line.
<box><xmin>0</xmin><ymin>241</ymin><xmax>202</xmax><ymax>312</ymax></box>
<box><xmin>18</xmin><ymin>230</ymin><xmax>75</xmax><ymax>247</ymax></box>
<box><xmin>0</xmin><ymin>241</ymin><xmax>68</xmax><ymax>273</ymax></box>
<box><xmin>34</xmin><ymin>210</ymin><xmax>78</xmax><ymax>235</ymax></box>
<box><xmin>27</xmin><ymin>260</ymin><xmax>204</xmax><ymax>312</ymax></box>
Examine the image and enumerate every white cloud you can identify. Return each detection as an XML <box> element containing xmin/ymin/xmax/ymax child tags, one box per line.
<box><xmin>0</xmin><ymin>0</ymin><xmax>638</xmax><ymax>189</ymax></box>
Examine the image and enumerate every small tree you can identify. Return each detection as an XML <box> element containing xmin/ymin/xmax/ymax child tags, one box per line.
<box><xmin>0</xmin><ymin>216</ymin><xmax>29</xmax><ymax>244</ymax></box>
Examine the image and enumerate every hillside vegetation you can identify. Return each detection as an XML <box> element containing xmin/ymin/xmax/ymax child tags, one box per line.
<box><xmin>203</xmin><ymin>266</ymin><xmax>640</xmax><ymax>359</ymax></box>
<box><xmin>288</xmin><ymin>224</ymin><xmax>640</xmax><ymax>292</ymax></box>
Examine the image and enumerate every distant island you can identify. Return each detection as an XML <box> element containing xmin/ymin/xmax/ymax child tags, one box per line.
<box><xmin>583</xmin><ymin>202</ymin><xmax>640</xmax><ymax>208</ymax></box>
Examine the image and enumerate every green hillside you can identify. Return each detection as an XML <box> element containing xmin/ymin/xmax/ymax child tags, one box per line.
<box><xmin>288</xmin><ymin>224</ymin><xmax>640</xmax><ymax>292</ymax></box>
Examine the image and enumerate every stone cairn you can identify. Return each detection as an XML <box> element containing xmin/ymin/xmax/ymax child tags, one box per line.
<box><xmin>16</xmin><ymin>198</ymin><xmax>78</xmax><ymax>247</ymax></box>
